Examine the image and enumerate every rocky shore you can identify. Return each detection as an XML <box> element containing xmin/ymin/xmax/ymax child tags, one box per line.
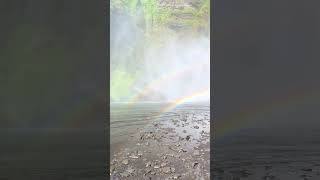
<box><xmin>110</xmin><ymin>108</ymin><xmax>210</xmax><ymax>180</ymax></box>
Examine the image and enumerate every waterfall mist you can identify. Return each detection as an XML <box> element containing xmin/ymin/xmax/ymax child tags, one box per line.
<box><xmin>110</xmin><ymin>6</ymin><xmax>210</xmax><ymax>103</ymax></box>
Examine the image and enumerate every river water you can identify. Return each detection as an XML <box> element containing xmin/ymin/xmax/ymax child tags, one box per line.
<box><xmin>110</xmin><ymin>102</ymin><xmax>210</xmax><ymax>156</ymax></box>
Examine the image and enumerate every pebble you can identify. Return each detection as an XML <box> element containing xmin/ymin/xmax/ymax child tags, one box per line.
<box><xmin>145</xmin><ymin>168</ymin><xmax>152</xmax><ymax>174</ymax></box>
<box><xmin>127</xmin><ymin>168</ymin><xmax>135</xmax><ymax>174</ymax></box>
<box><xmin>186</xmin><ymin>135</ymin><xmax>191</xmax><ymax>141</ymax></box>
<box><xmin>120</xmin><ymin>172</ymin><xmax>130</xmax><ymax>177</ymax></box>
<box><xmin>194</xmin><ymin>126</ymin><xmax>199</xmax><ymax>129</ymax></box>
<box><xmin>129</xmin><ymin>155</ymin><xmax>139</xmax><ymax>159</ymax></box>
<box><xmin>161</xmin><ymin>162</ymin><xmax>167</xmax><ymax>167</ymax></box>
<box><xmin>171</xmin><ymin>167</ymin><xmax>176</xmax><ymax>173</ymax></box>
<box><xmin>192</xmin><ymin>162</ymin><xmax>199</xmax><ymax>168</ymax></box>
<box><xmin>146</xmin><ymin>162</ymin><xmax>152</xmax><ymax>167</ymax></box>
<box><xmin>173</xmin><ymin>174</ymin><xmax>181</xmax><ymax>179</ymax></box>
<box><xmin>122</xmin><ymin>159</ymin><xmax>129</xmax><ymax>165</ymax></box>
<box><xmin>162</xmin><ymin>167</ymin><xmax>172</xmax><ymax>174</ymax></box>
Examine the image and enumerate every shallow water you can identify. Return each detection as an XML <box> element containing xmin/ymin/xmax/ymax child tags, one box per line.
<box><xmin>110</xmin><ymin>102</ymin><xmax>209</xmax><ymax>156</ymax></box>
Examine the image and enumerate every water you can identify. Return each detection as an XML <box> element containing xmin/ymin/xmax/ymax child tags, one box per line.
<box><xmin>110</xmin><ymin>102</ymin><xmax>210</xmax><ymax>156</ymax></box>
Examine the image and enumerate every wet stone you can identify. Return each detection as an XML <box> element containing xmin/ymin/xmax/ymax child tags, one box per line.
<box><xmin>162</xmin><ymin>167</ymin><xmax>172</xmax><ymax>174</ymax></box>
<box><xmin>183</xmin><ymin>130</ymin><xmax>187</xmax><ymax>133</ymax></box>
<box><xmin>120</xmin><ymin>172</ymin><xmax>130</xmax><ymax>177</ymax></box>
<box><xmin>129</xmin><ymin>155</ymin><xmax>139</xmax><ymax>159</ymax></box>
<box><xmin>173</xmin><ymin>174</ymin><xmax>181</xmax><ymax>179</ymax></box>
<box><xmin>122</xmin><ymin>159</ymin><xmax>129</xmax><ymax>165</ymax></box>
<box><xmin>171</xmin><ymin>167</ymin><xmax>176</xmax><ymax>173</ymax></box>
<box><xmin>186</xmin><ymin>135</ymin><xmax>191</xmax><ymax>141</ymax></box>
<box><xmin>192</xmin><ymin>162</ymin><xmax>199</xmax><ymax>168</ymax></box>
<box><xmin>161</xmin><ymin>162</ymin><xmax>167</xmax><ymax>167</ymax></box>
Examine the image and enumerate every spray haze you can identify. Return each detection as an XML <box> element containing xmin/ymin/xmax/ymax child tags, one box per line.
<box><xmin>111</xmin><ymin>1</ymin><xmax>210</xmax><ymax>103</ymax></box>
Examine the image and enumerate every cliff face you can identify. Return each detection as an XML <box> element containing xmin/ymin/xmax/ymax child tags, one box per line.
<box><xmin>0</xmin><ymin>1</ymin><xmax>107</xmax><ymax>128</ymax></box>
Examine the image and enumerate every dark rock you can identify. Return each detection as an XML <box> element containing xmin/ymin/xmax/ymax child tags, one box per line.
<box><xmin>186</xmin><ymin>135</ymin><xmax>191</xmax><ymax>141</ymax></box>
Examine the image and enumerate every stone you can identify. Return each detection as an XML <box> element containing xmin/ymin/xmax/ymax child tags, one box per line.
<box><xmin>122</xmin><ymin>159</ymin><xmax>129</xmax><ymax>165</ymax></box>
<box><xmin>161</xmin><ymin>162</ymin><xmax>167</xmax><ymax>167</ymax></box>
<box><xmin>129</xmin><ymin>155</ymin><xmax>139</xmax><ymax>159</ymax></box>
<box><xmin>162</xmin><ymin>167</ymin><xmax>171</xmax><ymax>174</ymax></box>
<box><xmin>120</xmin><ymin>172</ymin><xmax>130</xmax><ymax>177</ymax></box>
<box><xmin>173</xmin><ymin>174</ymin><xmax>181</xmax><ymax>179</ymax></box>
<box><xmin>127</xmin><ymin>168</ymin><xmax>135</xmax><ymax>174</ymax></box>
<box><xmin>171</xmin><ymin>167</ymin><xmax>176</xmax><ymax>173</ymax></box>
<box><xmin>183</xmin><ymin>130</ymin><xmax>187</xmax><ymax>133</ymax></box>
<box><xmin>146</xmin><ymin>162</ymin><xmax>152</xmax><ymax>167</ymax></box>
<box><xmin>192</xmin><ymin>162</ymin><xmax>199</xmax><ymax>168</ymax></box>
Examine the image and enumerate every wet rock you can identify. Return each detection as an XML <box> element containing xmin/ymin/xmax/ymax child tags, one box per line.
<box><xmin>186</xmin><ymin>135</ymin><xmax>191</xmax><ymax>141</ymax></box>
<box><xmin>171</xmin><ymin>167</ymin><xmax>176</xmax><ymax>173</ymax></box>
<box><xmin>162</xmin><ymin>167</ymin><xmax>172</xmax><ymax>174</ymax></box>
<box><xmin>173</xmin><ymin>174</ymin><xmax>181</xmax><ymax>179</ymax></box>
<box><xmin>145</xmin><ymin>168</ymin><xmax>152</xmax><ymax>174</ymax></box>
<box><xmin>120</xmin><ymin>172</ymin><xmax>130</xmax><ymax>177</ymax></box>
<box><xmin>161</xmin><ymin>162</ymin><xmax>167</xmax><ymax>167</ymax></box>
<box><xmin>129</xmin><ymin>155</ymin><xmax>139</xmax><ymax>159</ymax></box>
<box><xmin>122</xmin><ymin>159</ymin><xmax>129</xmax><ymax>165</ymax></box>
<box><xmin>192</xmin><ymin>162</ymin><xmax>199</xmax><ymax>168</ymax></box>
<box><xmin>127</xmin><ymin>168</ymin><xmax>135</xmax><ymax>174</ymax></box>
<box><xmin>146</xmin><ymin>162</ymin><xmax>152</xmax><ymax>167</ymax></box>
<box><xmin>179</xmin><ymin>148</ymin><xmax>187</xmax><ymax>153</ymax></box>
<box><xmin>162</xmin><ymin>155</ymin><xmax>167</xmax><ymax>160</ymax></box>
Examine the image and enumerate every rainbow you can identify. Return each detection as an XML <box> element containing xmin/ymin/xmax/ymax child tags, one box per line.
<box><xmin>160</xmin><ymin>88</ymin><xmax>210</xmax><ymax>114</ymax></box>
<box><xmin>128</xmin><ymin>61</ymin><xmax>209</xmax><ymax>104</ymax></box>
<box><xmin>214</xmin><ymin>87</ymin><xmax>320</xmax><ymax>139</ymax></box>
<box><xmin>138</xmin><ymin>88</ymin><xmax>210</xmax><ymax>122</ymax></box>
